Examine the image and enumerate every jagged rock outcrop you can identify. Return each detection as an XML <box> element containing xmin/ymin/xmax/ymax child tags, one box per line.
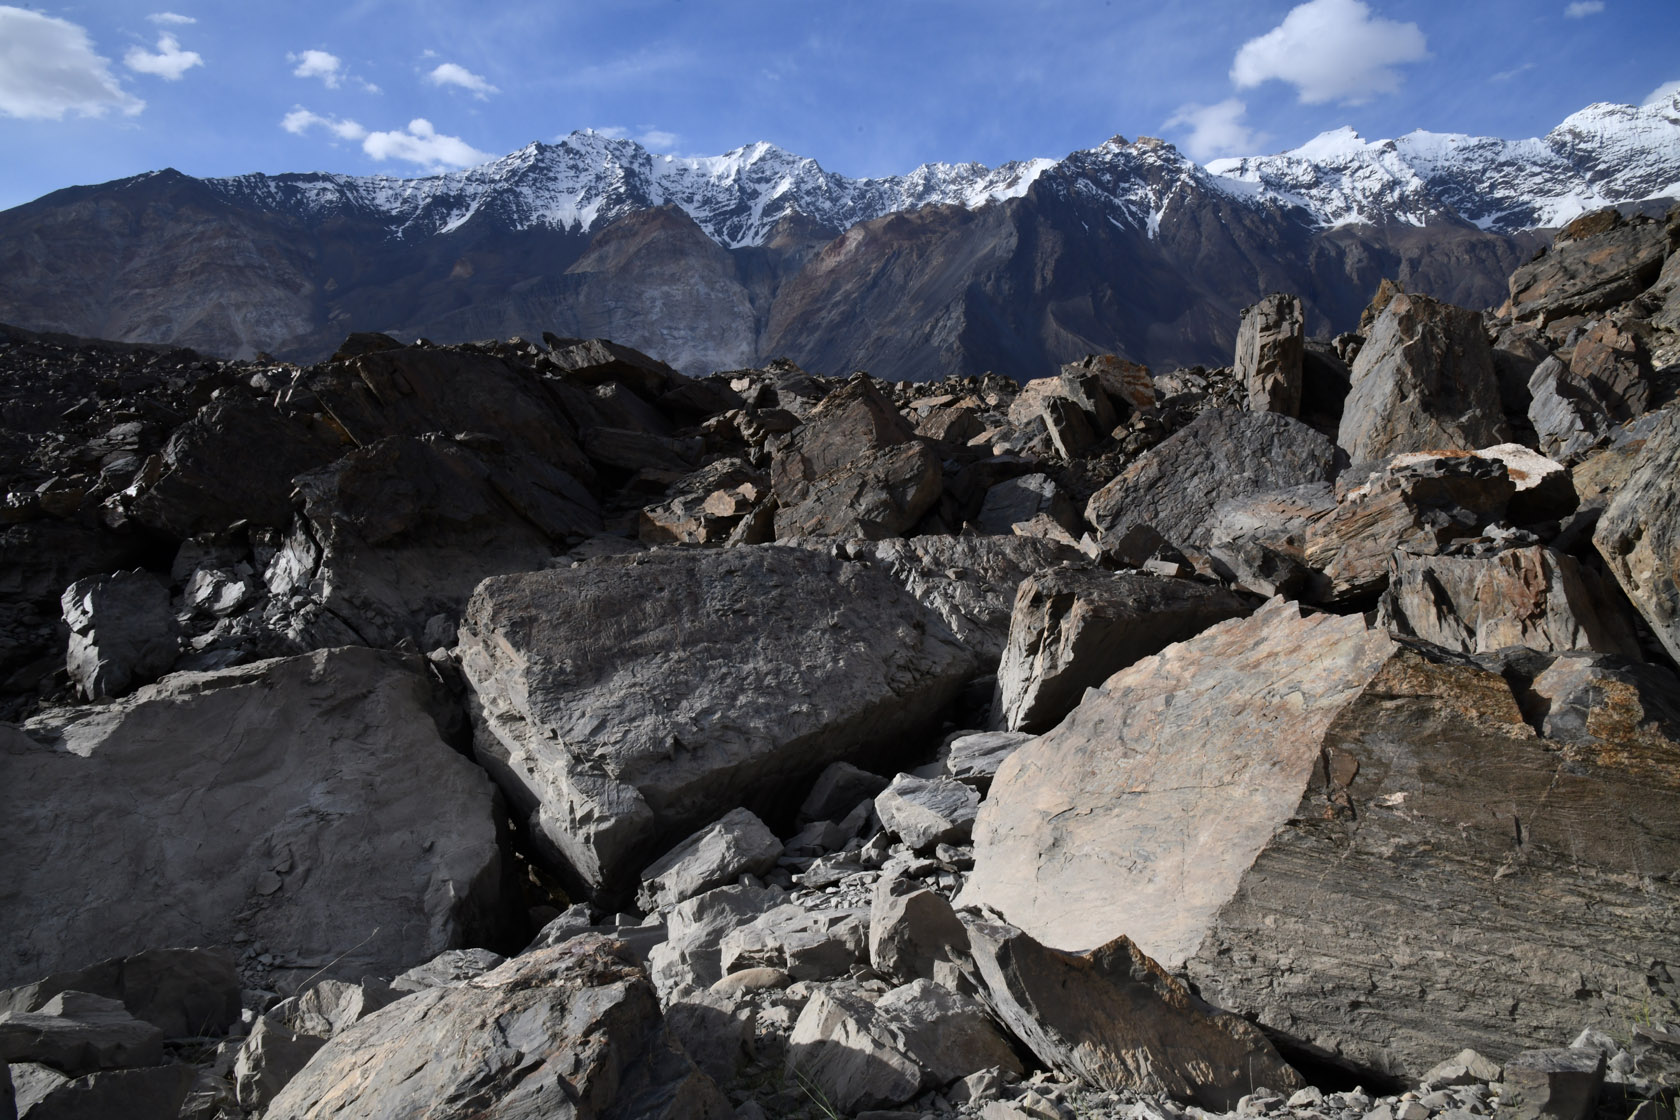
<box><xmin>1237</xmin><ymin>294</ymin><xmax>1306</xmax><ymax>416</ymax></box>
<box><xmin>456</xmin><ymin>545</ymin><xmax>974</xmax><ymax>901</ymax></box>
<box><xmin>1593</xmin><ymin>407</ymin><xmax>1680</xmax><ymax>663</ymax></box>
<box><xmin>993</xmin><ymin>568</ymin><xmax>1251</xmax><ymax>733</ymax></box>
<box><xmin>0</xmin><ymin>647</ymin><xmax>508</xmax><ymax>990</ymax></box>
<box><xmin>1337</xmin><ymin>292</ymin><xmax>1509</xmax><ymax>469</ymax></box>
<box><xmin>1086</xmin><ymin>409</ymin><xmax>1340</xmax><ymax>552</ymax></box>
<box><xmin>1506</xmin><ymin>211</ymin><xmax>1673</xmax><ymax>328</ymax></box>
<box><xmin>265</xmin><ymin>936</ymin><xmax>732</xmax><ymax>1119</ymax></box>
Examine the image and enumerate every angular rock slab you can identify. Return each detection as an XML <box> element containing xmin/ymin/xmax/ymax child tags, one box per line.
<box><xmin>1086</xmin><ymin>409</ymin><xmax>1339</xmax><ymax>553</ymax></box>
<box><xmin>636</xmin><ymin>808</ymin><xmax>783</xmax><ymax>913</ymax></box>
<box><xmin>0</xmin><ymin>947</ymin><xmax>241</xmax><ymax>1041</ymax></box>
<box><xmin>1184</xmin><ymin>648</ymin><xmax>1680</xmax><ymax>1080</ymax></box>
<box><xmin>60</xmin><ymin>570</ymin><xmax>178</xmax><ymax>701</ymax></box>
<box><xmin>965</xmin><ymin>599</ymin><xmax>1397</xmax><ymax>962</ymax></box>
<box><xmin>958</xmin><ymin>917</ymin><xmax>1301</xmax><ymax>1110</ymax></box>
<box><xmin>264</xmin><ymin>936</ymin><xmax>731</xmax><ymax>1120</ymax></box>
<box><xmin>0</xmin><ymin>647</ymin><xmax>506</xmax><ymax>989</ymax></box>
<box><xmin>1594</xmin><ymin>408</ymin><xmax>1680</xmax><ymax>664</ymax></box>
<box><xmin>458</xmin><ymin>545</ymin><xmax>975</xmax><ymax>901</ymax></box>
<box><xmin>993</xmin><ymin>568</ymin><xmax>1251</xmax><ymax>734</ymax></box>
<box><xmin>1378</xmin><ymin>546</ymin><xmax>1643</xmax><ymax>659</ymax></box>
<box><xmin>1337</xmin><ymin>292</ymin><xmax>1509</xmax><ymax>469</ymax></box>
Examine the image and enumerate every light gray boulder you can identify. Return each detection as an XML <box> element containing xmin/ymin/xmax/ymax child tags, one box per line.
<box><xmin>457</xmin><ymin>545</ymin><xmax>975</xmax><ymax>902</ymax></box>
<box><xmin>943</xmin><ymin>731</ymin><xmax>1034</xmax><ymax>790</ymax></box>
<box><xmin>60</xmin><ymin>570</ymin><xmax>178</xmax><ymax>700</ymax></box>
<box><xmin>1337</xmin><ymin>292</ymin><xmax>1509</xmax><ymax>469</ymax></box>
<box><xmin>975</xmin><ymin>474</ymin><xmax>1078</xmax><ymax>537</ymax></box>
<box><xmin>647</xmin><ymin>885</ymin><xmax>784</xmax><ymax>999</ymax></box>
<box><xmin>993</xmin><ymin>568</ymin><xmax>1251</xmax><ymax>734</ymax></box>
<box><xmin>389</xmin><ymin>948</ymin><xmax>506</xmax><ymax>993</ymax></box>
<box><xmin>637</xmin><ymin>808</ymin><xmax>783</xmax><ymax>913</ymax></box>
<box><xmin>0</xmin><ymin>647</ymin><xmax>507</xmax><ymax>990</ymax></box>
<box><xmin>232</xmin><ymin>1016</ymin><xmax>324</xmax><ymax>1111</ymax></box>
<box><xmin>1528</xmin><ymin>357</ymin><xmax>1612</xmax><ymax>463</ymax></box>
<box><xmin>869</xmin><ymin>874</ymin><xmax>970</xmax><ymax>985</ymax></box>
<box><xmin>798</xmin><ymin>761</ymin><xmax>890</xmax><ymax>826</ymax></box>
<box><xmin>264</xmin><ymin>937</ymin><xmax>731</xmax><ymax>1120</ymax></box>
<box><xmin>719</xmin><ymin>906</ymin><xmax>867</xmax><ymax>982</ymax></box>
<box><xmin>1501</xmin><ymin>1048</ymin><xmax>1606</xmax><ymax>1120</ymax></box>
<box><xmin>875</xmin><ymin>775</ymin><xmax>980</xmax><ymax>851</ymax></box>
<box><xmin>8</xmin><ymin>1063</ymin><xmax>193</xmax><ymax>1120</ymax></box>
<box><xmin>283</xmin><ymin>979</ymin><xmax>397</xmax><ymax>1040</ymax></box>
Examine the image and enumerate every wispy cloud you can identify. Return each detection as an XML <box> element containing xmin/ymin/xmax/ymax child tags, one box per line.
<box><xmin>638</xmin><ymin>129</ymin><xmax>678</xmax><ymax>152</ymax></box>
<box><xmin>426</xmin><ymin>62</ymin><xmax>498</xmax><ymax>99</ymax></box>
<box><xmin>0</xmin><ymin>7</ymin><xmax>144</xmax><ymax>119</ymax></box>
<box><xmin>1646</xmin><ymin>80</ymin><xmax>1680</xmax><ymax>106</ymax></box>
<box><xmin>1231</xmin><ymin>0</ymin><xmax>1428</xmax><ymax>105</ymax></box>
<box><xmin>1490</xmin><ymin>63</ymin><xmax>1537</xmax><ymax>83</ymax></box>
<box><xmin>362</xmin><ymin>118</ymin><xmax>490</xmax><ymax>169</ymax></box>
<box><xmin>1164</xmin><ymin>99</ymin><xmax>1266</xmax><ymax>162</ymax></box>
<box><xmin>289</xmin><ymin>49</ymin><xmax>344</xmax><ymax>89</ymax></box>
<box><xmin>281</xmin><ymin>107</ymin><xmax>367</xmax><ymax>141</ymax></box>
<box><xmin>285</xmin><ymin>108</ymin><xmax>489</xmax><ymax>170</ymax></box>
<box><xmin>1564</xmin><ymin>1</ymin><xmax>1604</xmax><ymax>15</ymax></box>
<box><xmin>124</xmin><ymin>32</ymin><xmax>202</xmax><ymax>81</ymax></box>
<box><xmin>147</xmin><ymin>12</ymin><xmax>196</xmax><ymax>25</ymax></box>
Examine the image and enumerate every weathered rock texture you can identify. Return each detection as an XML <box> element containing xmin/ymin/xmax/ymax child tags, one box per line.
<box><xmin>964</xmin><ymin>599</ymin><xmax>1396</xmax><ymax>962</ymax></box>
<box><xmin>0</xmin><ymin>948</ymin><xmax>240</xmax><ymax>1040</ymax></box>
<box><xmin>457</xmin><ymin>545</ymin><xmax>974</xmax><ymax>900</ymax></box>
<box><xmin>1593</xmin><ymin>408</ymin><xmax>1680</xmax><ymax>664</ymax></box>
<box><xmin>1185</xmin><ymin>646</ymin><xmax>1680</xmax><ymax>1080</ymax></box>
<box><xmin>1237</xmin><ymin>294</ymin><xmax>1306</xmax><ymax>416</ymax></box>
<box><xmin>0</xmin><ymin>647</ymin><xmax>507</xmax><ymax>989</ymax></box>
<box><xmin>959</xmin><ymin>917</ymin><xmax>1302</xmax><ymax>1109</ymax></box>
<box><xmin>968</xmin><ymin>597</ymin><xmax>1680</xmax><ymax>1080</ymax></box>
<box><xmin>265</xmin><ymin>936</ymin><xmax>731</xmax><ymax>1119</ymax></box>
<box><xmin>1338</xmin><ymin>293</ymin><xmax>1509</xmax><ymax>468</ymax></box>
<box><xmin>1086</xmin><ymin>409</ymin><xmax>1340</xmax><ymax>552</ymax></box>
<box><xmin>994</xmin><ymin>568</ymin><xmax>1252</xmax><ymax>733</ymax></box>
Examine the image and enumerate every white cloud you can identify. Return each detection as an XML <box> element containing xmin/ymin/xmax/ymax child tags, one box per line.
<box><xmin>361</xmin><ymin>118</ymin><xmax>490</xmax><ymax>169</ymax></box>
<box><xmin>1164</xmin><ymin>99</ymin><xmax>1266</xmax><ymax>161</ymax></box>
<box><xmin>637</xmin><ymin>129</ymin><xmax>678</xmax><ymax>151</ymax></box>
<box><xmin>0</xmin><ymin>6</ymin><xmax>144</xmax><ymax>119</ymax></box>
<box><xmin>426</xmin><ymin>62</ymin><xmax>498</xmax><ymax>99</ymax></box>
<box><xmin>125</xmin><ymin>32</ymin><xmax>202</xmax><ymax>81</ymax></box>
<box><xmin>290</xmin><ymin>49</ymin><xmax>343</xmax><ymax>89</ymax></box>
<box><xmin>1231</xmin><ymin>0</ymin><xmax>1428</xmax><ymax>105</ymax></box>
<box><xmin>281</xmin><ymin>107</ymin><xmax>367</xmax><ymax>141</ymax></box>
<box><xmin>1646</xmin><ymin>80</ymin><xmax>1680</xmax><ymax>106</ymax></box>
<box><xmin>147</xmin><ymin>12</ymin><xmax>196</xmax><ymax>24</ymax></box>
<box><xmin>1564</xmin><ymin>1</ymin><xmax>1604</xmax><ymax>15</ymax></box>
<box><xmin>590</xmin><ymin>125</ymin><xmax>629</xmax><ymax>139</ymax></box>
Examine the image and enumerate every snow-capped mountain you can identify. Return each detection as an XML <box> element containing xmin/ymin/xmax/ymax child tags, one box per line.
<box><xmin>1205</xmin><ymin>93</ymin><xmax>1680</xmax><ymax>233</ymax></box>
<box><xmin>200</xmin><ymin>93</ymin><xmax>1680</xmax><ymax>250</ymax></box>
<box><xmin>207</xmin><ymin>130</ymin><xmax>1055</xmax><ymax>249</ymax></box>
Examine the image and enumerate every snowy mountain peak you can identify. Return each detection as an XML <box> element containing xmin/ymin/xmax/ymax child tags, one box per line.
<box><xmin>198</xmin><ymin>95</ymin><xmax>1679</xmax><ymax>250</ymax></box>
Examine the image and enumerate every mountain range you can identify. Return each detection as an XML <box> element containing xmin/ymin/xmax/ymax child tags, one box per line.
<box><xmin>2</xmin><ymin>93</ymin><xmax>1677</xmax><ymax>379</ymax></box>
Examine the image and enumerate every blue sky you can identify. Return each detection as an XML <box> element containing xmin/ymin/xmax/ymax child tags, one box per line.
<box><xmin>0</xmin><ymin>0</ymin><xmax>1675</xmax><ymax>211</ymax></box>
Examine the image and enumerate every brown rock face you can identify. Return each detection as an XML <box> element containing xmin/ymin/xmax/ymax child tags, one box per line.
<box><xmin>1594</xmin><ymin>407</ymin><xmax>1680</xmax><ymax>664</ymax></box>
<box><xmin>1567</xmin><ymin>315</ymin><xmax>1653</xmax><ymax>422</ymax></box>
<box><xmin>1236</xmin><ymin>293</ymin><xmax>1306</xmax><ymax>417</ymax></box>
<box><xmin>1337</xmin><ymin>292</ymin><xmax>1509</xmax><ymax>468</ymax></box>
<box><xmin>1186</xmin><ymin>647</ymin><xmax>1680</xmax><ymax>1081</ymax></box>
<box><xmin>1378</xmin><ymin>546</ymin><xmax>1643</xmax><ymax>659</ymax></box>
<box><xmin>1507</xmin><ymin>216</ymin><xmax>1671</xmax><ymax>327</ymax></box>
<box><xmin>770</xmin><ymin>377</ymin><xmax>942</xmax><ymax>539</ymax></box>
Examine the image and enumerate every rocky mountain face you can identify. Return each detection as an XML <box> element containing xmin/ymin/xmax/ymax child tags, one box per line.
<box><xmin>2</xmin><ymin>203</ymin><xmax>1679</xmax><ymax>1119</ymax></box>
<box><xmin>2</xmin><ymin>96</ymin><xmax>1676</xmax><ymax>377</ymax></box>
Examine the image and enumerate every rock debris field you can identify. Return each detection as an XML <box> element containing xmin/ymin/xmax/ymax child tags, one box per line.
<box><xmin>1</xmin><ymin>206</ymin><xmax>1679</xmax><ymax>1119</ymax></box>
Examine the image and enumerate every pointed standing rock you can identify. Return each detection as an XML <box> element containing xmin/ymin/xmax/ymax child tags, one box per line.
<box><xmin>1593</xmin><ymin>408</ymin><xmax>1680</xmax><ymax>664</ymax></box>
<box><xmin>1237</xmin><ymin>293</ymin><xmax>1306</xmax><ymax>417</ymax></box>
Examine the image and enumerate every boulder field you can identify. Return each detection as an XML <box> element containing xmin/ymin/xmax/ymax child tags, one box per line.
<box><xmin>1</xmin><ymin>206</ymin><xmax>1678</xmax><ymax>1118</ymax></box>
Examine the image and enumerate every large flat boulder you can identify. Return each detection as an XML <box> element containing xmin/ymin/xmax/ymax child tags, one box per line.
<box><xmin>0</xmin><ymin>647</ymin><xmax>507</xmax><ymax>990</ymax></box>
<box><xmin>1594</xmin><ymin>408</ymin><xmax>1680</xmax><ymax>664</ymax></box>
<box><xmin>1086</xmin><ymin>409</ymin><xmax>1339</xmax><ymax>553</ymax></box>
<box><xmin>1507</xmin><ymin>214</ymin><xmax>1671</xmax><ymax>327</ymax></box>
<box><xmin>457</xmin><ymin>544</ymin><xmax>975</xmax><ymax>902</ymax></box>
<box><xmin>265</xmin><ymin>936</ymin><xmax>731</xmax><ymax>1120</ymax></box>
<box><xmin>1337</xmin><ymin>292</ymin><xmax>1509</xmax><ymax>469</ymax></box>
<box><xmin>993</xmin><ymin>568</ymin><xmax>1251</xmax><ymax>733</ymax></box>
<box><xmin>964</xmin><ymin>597</ymin><xmax>1680</xmax><ymax>1081</ymax></box>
